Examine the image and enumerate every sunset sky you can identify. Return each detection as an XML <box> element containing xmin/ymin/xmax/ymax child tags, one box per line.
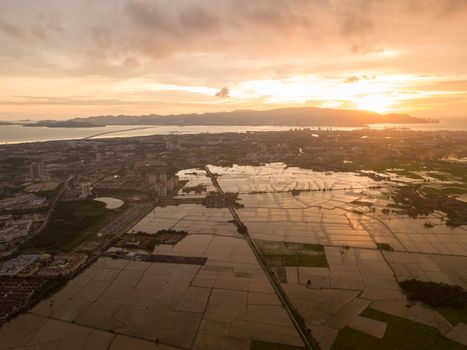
<box><xmin>1</xmin><ymin>0</ymin><xmax>467</xmax><ymax>121</ymax></box>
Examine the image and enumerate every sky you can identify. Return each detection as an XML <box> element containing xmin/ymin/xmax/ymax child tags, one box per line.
<box><xmin>1</xmin><ymin>0</ymin><xmax>467</xmax><ymax>121</ymax></box>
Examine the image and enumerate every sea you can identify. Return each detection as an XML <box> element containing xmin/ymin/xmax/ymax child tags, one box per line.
<box><xmin>0</xmin><ymin>120</ymin><xmax>466</xmax><ymax>145</ymax></box>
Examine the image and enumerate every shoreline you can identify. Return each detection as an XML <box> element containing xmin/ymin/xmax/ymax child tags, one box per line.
<box><xmin>0</xmin><ymin>122</ymin><xmax>465</xmax><ymax>145</ymax></box>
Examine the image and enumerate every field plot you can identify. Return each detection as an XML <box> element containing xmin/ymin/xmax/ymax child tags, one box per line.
<box><xmin>238</xmin><ymin>193</ymin><xmax>378</xmax><ymax>248</ymax></box>
<box><xmin>176</xmin><ymin>168</ymin><xmax>217</xmax><ymax>199</ymax></box>
<box><xmin>130</xmin><ymin>204</ymin><xmax>238</xmax><ymax>237</ymax></box>
<box><xmin>0</xmin><ymin>312</ymin><xmax>178</xmax><ymax>350</ymax></box>
<box><xmin>373</xmin><ymin>215</ymin><xmax>467</xmax><ymax>255</ymax></box>
<box><xmin>211</xmin><ymin>163</ymin><xmax>467</xmax><ymax>349</ymax></box>
<box><xmin>209</xmin><ymin>163</ymin><xmax>376</xmax><ymax>194</ymax></box>
<box><xmin>2</xmin><ymin>202</ymin><xmax>305</xmax><ymax>350</ymax></box>
<box><xmin>2</xmin><ymin>163</ymin><xmax>465</xmax><ymax>350</ymax></box>
<box><xmin>383</xmin><ymin>251</ymin><xmax>467</xmax><ymax>290</ymax></box>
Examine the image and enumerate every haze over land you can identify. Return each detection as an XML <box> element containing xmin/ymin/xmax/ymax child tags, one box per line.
<box><xmin>2</xmin><ymin>2</ymin><xmax>467</xmax><ymax>350</ymax></box>
<box><xmin>69</xmin><ymin>107</ymin><xmax>429</xmax><ymax>127</ymax></box>
<box><xmin>1</xmin><ymin>0</ymin><xmax>467</xmax><ymax>123</ymax></box>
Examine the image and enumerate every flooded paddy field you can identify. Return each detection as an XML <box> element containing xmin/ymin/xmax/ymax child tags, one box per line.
<box><xmin>2</xmin><ymin>162</ymin><xmax>466</xmax><ymax>349</ymax></box>
<box><xmin>1</xmin><ymin>201</ymin><xmax>304</xmax><ymax>349</ymax></box>
<box><xmin>211</xmin><ymin>163</ymin><xmax>467</xmax><ymax>349</ymax></box>
<box><xmin>130</xmin><ymin>204</ymin><xmax>237</xmax><ymax>237</ymax></box>
<box><xmin>175</xmin><ymin>168</ymin><xmax>217</xmax><ymax>199</ymax></box>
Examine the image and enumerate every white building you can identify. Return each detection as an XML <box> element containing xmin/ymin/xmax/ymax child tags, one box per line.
<box><xmin>30</xmin><ymin>161</ymin><xmax>47</xmax><ymax>181</ymax></box>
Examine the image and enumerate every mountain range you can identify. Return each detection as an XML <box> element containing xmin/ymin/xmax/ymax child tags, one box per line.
<box><xmin>29</xmin><ymin>107</ymin><xmax>436</xmax><ymax>127</ymax></box>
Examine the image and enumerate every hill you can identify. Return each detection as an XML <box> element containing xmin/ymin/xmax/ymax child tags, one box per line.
<box><xmin>23</xmin><ymin>120</ymin><xmax>101</xmax><ymax>128</ymax></box>
<box><xmin>66</xmin><ymin>106</ymin><xmax>434</xmax><ymax>127</ymax></box>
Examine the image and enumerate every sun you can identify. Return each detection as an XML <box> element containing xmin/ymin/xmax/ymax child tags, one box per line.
<box><xmin>356</xmin><ymin>94</ymin><xmax>392</xmax><ymax>114</ymax></box>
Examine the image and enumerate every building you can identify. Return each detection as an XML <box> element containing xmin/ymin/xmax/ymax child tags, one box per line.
<box><xmin>159</xmin><ymin>172</ymin><xmax>167</xmax><ymax>185</ymax></box>
<box><xmin>155</xmin><ymin>183</ymin><xmax>168</xmax><ymax>198</ymax></box>
<box><xmin>0</xmin><ymin>219</ymin><xmax>32</xmax><ymax>243</ymax></box>
<box><xmin>0</xmin><ymin>255</ymin><xmax>39</xmax><ymax>276</ymax></box>
<box><xmin>95</xmin><ymin>152</ymin><xmax>104</xmax><ymax>162</ymax></box>
<box><xmin>165</xmin><ymin>141</ymin><xmax>181</xmax><ymax>150</ymax></box>
<box><xmin>30</xmin><ymin>161</ymin><xmax>47</xmax><ymax>181</ymax></box>
<box><xmin>38</xmin><ymin>253</ymin><xmax>87</xmax><ymax>278</ymax></box>
<box><xmin>79</xmin><ymin>182</ymin><xmax>92</xmax><ymax>199</ymax></box>
<box><xmin>147</xmin><ymin>168</ymin><xmax>178</xmax><ymax>199</ymax></box>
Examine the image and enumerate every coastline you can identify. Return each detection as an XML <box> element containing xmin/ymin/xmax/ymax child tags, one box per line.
<box><xmin>0</xmin><ymin>122</ymin><xmax>465</xmax><ymax>145</ymax></box>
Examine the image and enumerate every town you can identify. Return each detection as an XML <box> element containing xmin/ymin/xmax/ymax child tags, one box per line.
<box><xmin>0</xmin><ymin>129</ymin><xmax>466</xmax><ymax>349</ymax></box>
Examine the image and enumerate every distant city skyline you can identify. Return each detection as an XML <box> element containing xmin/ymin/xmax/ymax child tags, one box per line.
<box><xmin>1</xmin><ymin>0</ymin><xmax>467</xmax><ymax>121</ymax></box>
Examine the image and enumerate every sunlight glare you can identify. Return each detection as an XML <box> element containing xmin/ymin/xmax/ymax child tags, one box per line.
<box><xmin>355</xmin><ymin>94</ymin><xmax>393</xmax><ymax>114</ymax></box>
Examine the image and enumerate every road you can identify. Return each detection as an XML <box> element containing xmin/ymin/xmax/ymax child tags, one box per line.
<box><xmin>205</xmin><ymin>166</ymin><xmax>319</xmax><ymax>350</ymax></box>
<box><xmin>94</xmin><ymin>204</ymin><xmax>154</xmax><ymax>255</ymax></box>
<box><xmin>81</xmin><ymin>126</ymin><xmax>154</xmax><ymax>140</ymax></box>
<box><xmin>16</xmin><ymin>176</ymin><xmax>72</xmax><ymax>253</ymax></box>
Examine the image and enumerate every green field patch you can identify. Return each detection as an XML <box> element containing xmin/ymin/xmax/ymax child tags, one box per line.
<box><xmin>376</xmin><ymin>243</ymin><xmax>394</xmax><ymax>251</ymax></box>
<box><xmin>422</xmin><ymin>186</ymin><xmax>467</xmax><ymax>197</ymax></box>
<box><xmin>268</xmin><ymin>265</ymin><xmax>287</xmax><ymax>283</ymax></box>
<box><xmin>436</xmin><ymin>305</ymin><xmax>467</xmax><ymax>326</ymax></box>
<box><xmin>399</xmin><ymin>279</ymin><xmax>467</xmax><ymax>326</ymax></box>
<box><xmin>399</xmin><ymin>279</ymin><xmax>467</xmax><ymax>308</ymax></box>
<box><xmin>332</xmin><ymin>308</ymin><xmax>464</xmax><ymax>350</ymax></box>
<box><xmin>263</xmin><ymin>254</ymin><xmax>328</xmax><ymax>268</ymax></box>
<box><xmin>250</xmin><ymin>340</ymin><xmax>305</xmax><ymax>350</ymax></box>
<box><xmin>256</xmin><ymin>240</ymin><xmax>328</xmax><ymax>268</ymax></box>
<box><xmin>21</xmin><ymin>200</ymin><xmax>126</xmax><ymax>251</ymax></box>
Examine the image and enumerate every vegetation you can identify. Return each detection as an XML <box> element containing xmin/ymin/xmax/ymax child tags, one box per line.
<box><xmin>332</xmin><ymin>308</ymin><xmax>464</xmax><ymax>350</ymax></box>
<box><xmin>202</xmin><ymin>192</ymin><xmax>244</xmax><ymax>208</ymax></box>
<box><xmin>399</xmin><ymin>279</ymin><xmax>467</xmax><ymax>308</ymax></box>
<box><xmin>154</xmin><ymin>229</ymin><xmax>188</xmax><ymax>235</ymax></box>
<box><xmin>422</xmin><ymin>186</ymin><xmax>467</xmax><ymax>197</ymax></box>
<box><xmin>93</xmin><ymin>188</ymin><xmax>154</xmax><ymax>203</ymax></box>
<box><xmin>21</xmin><ymin>200</ymin><xmax>125</xmax><ymax>251</ymax></box>
<box><xmin>391</xmin><ymin>185</ymin><xmax>467</xmax><ymax>227</ymax></box>
<box><xmin>269</xmin><ymin>266</ymin><xmax>287</xmax><ymax>283</ymax></box>
<box><xmin>117</xmin><ymin>229</ymin><xmax>188</xmax><ymax>250</ymax></box>
<box><xmin>257</xmin><ymin>241</ymin><xmax>328</xmax><ymax>268</ymax></box>
<box><xmin>154</xmin><ymin>229</ymin><xmax>188</xmax><ymax>245</ymax></box>
<box><xmin>436</xmin><ymin>305</ymin><xmax>467</xmax><ymax>326</ymax></box>
<box><xmin>263</xmin><ymin>254</ymin><xmax>328</xmax><ymax>267</ymax></box>
<box><xmin>228</xmin><ymin>219</ymin><xmax>249</xmax><ymax>235</ymax></box>
<box><xmin>182</xmin><ymin>184</ymin><xmax>207</xmax><ymax>193</ymax></box>
<box><xmin>376</xmin><ymin>243</ymin><xmax>394</xmax><ymax>251</ymax></box>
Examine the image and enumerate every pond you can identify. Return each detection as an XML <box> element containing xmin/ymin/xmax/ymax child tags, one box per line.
<box><xmin>94</xmin><ymin>197</ymin><xmax>124</xmax><ymax>209</ymax></box>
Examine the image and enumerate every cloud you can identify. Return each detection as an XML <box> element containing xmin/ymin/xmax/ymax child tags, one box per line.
<box><xmin>344</xmin><ymin>75</ymin><xmax>376</xmax><ymax>84</ymax></box>
<box><xmin>344</xmin><ymin>76</ymin><xmax>360</xmax><ymax>84</ymax></box>
<box><xmin>0</xmin><ymin>20</ymin><xmax>26</xmax><ymax>39</ymax></box>
<box><xmin>215</xmin><ymin>87</ymin><xmax>230</xmax><ymax>98</ymax></box>
<box><xmin>0</xmin><ymin>0</ymin><xmax>467</xmax><ymax>119</ymax></box>
<box><xmin>0</xmin><ymin>12</ymin><xmax>62</xmax><ymax>42</ymax></box>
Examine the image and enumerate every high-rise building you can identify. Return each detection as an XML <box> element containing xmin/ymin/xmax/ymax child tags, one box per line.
<box><xmin>155</xmin><ymin>183</ymin><xmax>167</xmax><ymax>198</ymax></box>
<box><xmin>95</xmin><ymin>153</ymin><xmax>104</xmax><ymax>162</ymax></box>
<box><xmin>80</xmin><ymin>182</ymin><xmax>92</xmax><ymax>199</ymax></box>
<box><xmin>148</xmin><ymin>174</ymin><xmax>157</xmax><ymax>185</ymax></box>
<box><xmin>159</xmin><ymin>172</ymin><xmax>167</xmax><ymax>185</ymax></box>
<box><xmin>30</xmin><ymin>162</ymin><xmax>46</xmax><ymax>181</ymax></box>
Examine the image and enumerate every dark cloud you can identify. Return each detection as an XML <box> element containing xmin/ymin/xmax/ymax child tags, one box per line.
<box><xmin>0</xmin><ymin>20</ymin><xmax>26</xmax><ymax>39</ymax></box>
<box><xmin>215</xmin><ymin>87</ymin><xmax>230</xmax><ymax>98</ymax></box>
<box><xmin>3</xmin><ymin>0</ymin><xmax>467</xmax><ymax>77</ymax></box>
<box><xmin>1</xmin><ymin>0</ymin><xmax>467</xmax><ymax>120</ymax></box>
<box><xmin>0</xmin><ymin>13</ymin><xmax>62</xmax><ymax>42</ymax></box>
